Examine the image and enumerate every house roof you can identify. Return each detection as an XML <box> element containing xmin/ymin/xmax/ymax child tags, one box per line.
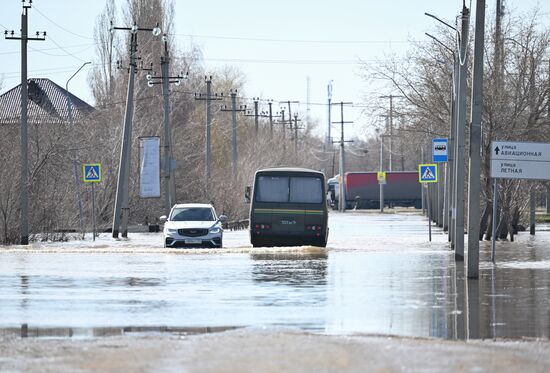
<box><xmin>0</xmin><ymin>78</ymin><xmax>94</xmax><ymax>125</ymax></box>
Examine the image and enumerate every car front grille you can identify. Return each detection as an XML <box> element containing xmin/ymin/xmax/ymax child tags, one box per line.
<box><xmin>178</xmin><ymin>228</ymin><xmax>208</xmax><ymax>237</ymax></box>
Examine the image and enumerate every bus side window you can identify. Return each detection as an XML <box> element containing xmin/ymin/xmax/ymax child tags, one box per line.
<box><xmin>244</xmin><ymin>186</ymin><xmax>251</xmax><ymax>203</ymax></box>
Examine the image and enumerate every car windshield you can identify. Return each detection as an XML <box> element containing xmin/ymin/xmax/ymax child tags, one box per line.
<box><xmin>170</xmin><ymin>207</ymin><xmax>215</xmax><ymax>221</ymax></box>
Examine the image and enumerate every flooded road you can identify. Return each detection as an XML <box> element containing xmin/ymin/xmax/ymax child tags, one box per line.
<box><xmin>1</xmin><ymin>211</ymin><xmax>549</xmax><ymax>340</ymax></box>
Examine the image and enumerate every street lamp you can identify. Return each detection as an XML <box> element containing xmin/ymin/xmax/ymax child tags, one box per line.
<box><xmin>66</xmin><ymin>61</ymin><xmax>91</xmax><ymax>240</ymax></box>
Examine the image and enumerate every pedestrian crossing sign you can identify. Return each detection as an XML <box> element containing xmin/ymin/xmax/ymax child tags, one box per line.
<box><xmin>418</xmin><ymin>164</ymin><xmax>438</xmax><ymax>183</ymax></box>
<box><xmin>83</xmin><ymin>163</ymin><xmax>102</xmax><ymax>183</ymax></box>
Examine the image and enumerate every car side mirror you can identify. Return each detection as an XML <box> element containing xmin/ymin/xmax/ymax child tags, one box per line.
<box><xmin>218</xmin><ymin>214</ymin><xmax>228</xmax><ymax>223</ymax></box>
<box><xmin>244</xmin><ymin>186</ymin><xmax>251</xmax><ymax>203</ymax></box>
<box><xmin>159</xmin><ymin>215</ymin><xmax>167</xmax><ymax>223</ymax></box>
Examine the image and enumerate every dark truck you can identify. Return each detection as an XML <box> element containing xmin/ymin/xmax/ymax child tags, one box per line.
<box><xmin>336</xmin><ymin>171</ymin><xmax>422</xmax><ymax>209</ymax></box>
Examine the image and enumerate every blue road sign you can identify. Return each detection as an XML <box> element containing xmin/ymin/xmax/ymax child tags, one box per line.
<box><xmin>83</xmin><ymin>164</ymin><xmax>102</xmax><ymax>183</ymax></box>
<box><xmin>432</xmin><ymin>138</ymin><xmax>449</xmax><ymax>162</ymax></box>
<box><xmin>418</xmin><ymin>164</ymin><xmax>438</xmax><ymax>183</ymax></box>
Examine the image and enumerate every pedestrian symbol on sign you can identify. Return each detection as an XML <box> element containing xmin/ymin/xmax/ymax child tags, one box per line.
<box><xmin>86</xmin><ymin>167</ymin><xmax>99</xmax><ymax>180</ymax></box>
<box><xmin>418</xmin><ymin>164</ymin><xmax>438</xmax><ymax>183</ymax></box>
<box><xmin>82</xmin><ymin>164</ymin><xmax>102</xmax><ymax>183</ymax></box>
<box><xmin>422</xmin><ymin>167</ymin><xmax>434</xmax><ymax>180</ymax></box>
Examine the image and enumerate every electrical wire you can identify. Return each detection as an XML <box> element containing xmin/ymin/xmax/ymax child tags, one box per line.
<box><xmin>47</xmin><ymin>35</ymin><xmax>89</xmax><ymax>62</ymax></box>
<box><xmin>0</xmin><ymin>42</ymin><xmax>99</xmax><ymax>56</ymax></box>
<box><xmin>172</xmin><ymin>32</ymin><xmax>418</xmax><ymax>45</ymax></box>
<box><xmin>33</xmin><ymin>6</ymin><xmax>95</xmax><ymax>40</ymax></box>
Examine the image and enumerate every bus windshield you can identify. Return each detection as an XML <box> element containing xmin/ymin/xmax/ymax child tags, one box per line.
<box><xmin>255</xmin><ymin>176</ymin><xmax>323</xmax><ymax>203</ymax></box>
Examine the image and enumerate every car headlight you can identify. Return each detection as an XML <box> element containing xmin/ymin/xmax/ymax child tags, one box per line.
<box><xmin>165</xmin><ymin>228</ymin><xmax>178</xmax><ymax>233</ymax></box>
<box><xmin>209</xmin><ymin>227</ymin><xmax>221</xmax><ymax>234</ymax></box>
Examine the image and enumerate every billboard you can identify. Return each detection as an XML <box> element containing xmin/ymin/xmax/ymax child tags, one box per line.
<box><xmin>139</xmin><ymin>136</ymin><xmax>161</xmax><ymax>198</ymax></box>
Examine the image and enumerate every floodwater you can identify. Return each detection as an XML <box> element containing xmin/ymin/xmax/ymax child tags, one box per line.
<box><xmin>1</xmin><ymin>210</ymin><xmax>549</xmax><ymax>340</ymax></box>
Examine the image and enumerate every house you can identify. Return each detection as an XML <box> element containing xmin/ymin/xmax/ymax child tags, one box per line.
<box><xmin>0</xmin><ymin>78</ymin><xmax>94</xmax><ymax>125</ymax></box>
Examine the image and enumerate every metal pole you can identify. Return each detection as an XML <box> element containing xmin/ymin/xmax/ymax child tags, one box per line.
<box><xmin>530</xmin><ymin>186</ymin><xmax>536</xmax><ymax>235</ymax></box>
<box><xmin>254</xmin><ymin>99</ymin><xmax>259</xmax><ymax>135</ymax></box>
<box><xmin>92</xmin><ymin>183</ymin><xmax>96</xmax><ymax>242</ymax></box>
<box><xmin>327</xmin><ymin>81</ymin><xmax>332</xmax><ymax>146</ymax></box>
<box><xmin>231</xmin><ymin>90</ymin><xmax>238</xmax><ymax>178</ymax></box>
<box><xmin>427</xmin><ymin>185</ymin><xmax>432</xmax><ymax>241</ymax></box>
<box><xmin>420</xmin><ymin>146</ymin><xmax>426</xmax><ymax>215</ymax></box>
<box><xmin>389</xmin><ymin>95</ymin><xmax>393</xmax><ymax>172</ymax></box>
<box><xmin>339</xmin><ymin>102</ymin><xmax>346</xmax><ymax>212</ymax></box>
<box><xmin>454</xmin><ymin>5</ymin><xmax>470</xmax><ymax>260</ymax></box>
<box><xmin>268</xmin><ymin>101</ymin><xmax>273</xmax><ymax>137</ymax></box>
<box><xmin>449</xmin><ymin>59</ymin><xmax>458</xmax><ymax>244</ymax></box>
<box><xmin>20</xmin><ymin>9</ymin><xmax>29</xmax><ymax>245</ymax></box>
<box><xmin>205</xmin><ymin>78</ymin><xmax>212</xmax><ymax>191</ymax></box>
<box><xmin>380</xmin><ymin>137</ymin><xmax>384</xmax><ymax>213</ymax></box>
<box><xmin>66</xmin><ymin>62</ymin><xmax>90</xmax><ymax>240</ymax></box>
<box><xmin>112</xmin><ymin>33</ymin><xmax>137</xmax><ymax>238</ymax></box>
<box><xmin>491</xmin><ymin>178</ymin><xmax>498</xmax><ymax>263</ymax></box>
<box><xmin>467</xmin><ymin>0</ymin><xmax>485</xmax><ymax>279</ymax></box>
<box><xmin>438</xmin><ymin>163</ymin><xmax>444</xmax><ymax>226</ymax></box>
<box><xmin>294</xmin><ymin>114</ymin><xmax>298</xmax><ymax>153</ymax></box>
<box><xmin>161</xmin><ymin>51</ymin><xmax>173</xmax><ymax>216</ymax></box>
<box><xmin>281</xmin><ymin>108</ymin><xmax>286</xmax><ymax>153</ymax></box>
<box><xmin>547</xmin><ymin>185</ymin><xmax>550</xmax><ymax>214</ymax></box>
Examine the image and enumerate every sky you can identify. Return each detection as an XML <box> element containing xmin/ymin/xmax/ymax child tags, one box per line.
<box><xmin>1</xmin><ymin>0</ymin><xmax>549</xmax><ymax>140</ymax></box>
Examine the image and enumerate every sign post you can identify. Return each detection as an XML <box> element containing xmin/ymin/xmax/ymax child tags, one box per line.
<box><xmin>419</xmin><ymin>164</ymin><xmax>438</xmax><ymax>241</ymax></box>
<box><xmin>83</xmin><ymin>164</ymin><xmax>102</xmax><ymax>241</ymax></box>
<box><xmin>490</xmin><ymin>141</ymin><xmax>550</xmax><ymax>262</ymax></box>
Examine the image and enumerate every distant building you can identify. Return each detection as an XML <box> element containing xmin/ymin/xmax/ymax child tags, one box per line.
<box><xmin>0</xmin><ymin>78</ymin><xmax>94</xmax><ymax>125</ymax></box>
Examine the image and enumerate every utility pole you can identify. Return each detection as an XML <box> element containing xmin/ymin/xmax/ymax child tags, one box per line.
<box><xmin>111</xmin><ymin>22</ymin><xmax>161</xmax><ymax>239</ymax></box>
<box><xmin>244</xmin><ymin>97</ymin><xmax>261</xmax><ymax>135</ymax></box>
<box><xmin>66</xmin><ymin>61</ymin><xmax>91</xmax><ymax>239</ymax></box>
<box><xmin>5</xmin><ymin>1</ymin><xmax>46</xmax><ymax>245</ymax></box>
<box><xmin>467</xmin><ymin>0</ymin><xmax>486</xmax><ymax>279</ymax></box>
<box><xmin>268</xmin><ymin>100</ymin><xmax>274</xmax><ymax>137</ymax></box>
<box><xmin>327</xmin><ymin>80</ymin><xmax>333</xmax><ymax>147</ymax></box>
<box><xmin>380</xmin><ymin>95</ymin><xmax>403</xmax><ymax>171</ymax></box>
<box><xmin>293</xmin><ymin>114</ymin><xmax>303</xmax><ymax>153</ymax></box>
<box><xmin>253</xmin><ymin>98</ymin><xmax>259</xmax><ymax>134</ymax></box>
<box><xmin>453</xmin><ymin>5</ymin><xmax>470</xmax><ymax>260</ymax></box>
<box><xmin>279</xmin><ymin>108</ymin><xmax>286</xmax><ymax>153</ymax></box>
<box><xmin>146</xmin><ymin>34</ymin><xmax>186</xmax><ymax>216</ymax></box>
<box><xmin>331</xmin><ymin>102</ymin><xmax>354</xmax><ymax>212</ymax></box>
<box><xmin>195</xmin><ymin>77</ymin><xmax>222</xmax><ymax>193</ymax></box>
<box><xmin>380</xmin><ymin>134</ymin><xmax>386</xmax><ymax>213</ymax></box>
<box><xmin>221</xmin><ymin>90</ymin><xmax>246</xmax><ymax>178</ymax></box>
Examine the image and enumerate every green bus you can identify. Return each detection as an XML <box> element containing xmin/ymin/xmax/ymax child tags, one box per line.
<box><xmin>246</xmin><ymin>167</ymin><xmax>329</xmax><ymax>247</ymax></box>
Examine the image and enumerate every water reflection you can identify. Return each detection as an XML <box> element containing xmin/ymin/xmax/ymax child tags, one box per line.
<box><xmin>251</xmin><ymin>253</ymin><xmax>328</xmax><ymax>286</ymax></box>
<box><xmin>0</xmin><ymin>215</ymin><xmax>549</xmax><ymax>341</ymax></box>
<box><xmin>1</xmin><ymin>324</ymin><xmax>241</xmax><ymax>339</ymax></box>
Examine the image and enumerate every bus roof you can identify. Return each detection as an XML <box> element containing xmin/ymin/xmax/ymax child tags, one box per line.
<box><xmin>255</xmin><ymin>167</ymin><xmax>324</xmax><ymax>176</ymax></box>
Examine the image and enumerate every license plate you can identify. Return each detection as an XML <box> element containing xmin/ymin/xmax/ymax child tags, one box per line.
<box><xmin>185</xmin><ymin>239</ymin><xmax>202</xmax><ymax>245</ymax></box>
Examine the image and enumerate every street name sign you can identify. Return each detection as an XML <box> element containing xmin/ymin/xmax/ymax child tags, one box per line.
<box><xmin>418</xmin><ymin>164</ymin><xmax>438</xmax><ymax>183</ymax></box>
<box><xmin>490</xmin><ymin>141</ymin><xmax>550</xmax><ymax>180</ymax></box>
<box><xmin>432</xmin><ymin>138</ymin><xmax>449</xmax><ymax>162</ymax></box>
<box><xmin>83</xmin><ymin>164</ymin><xmax>102</xmax><ymax>182</ymax></box>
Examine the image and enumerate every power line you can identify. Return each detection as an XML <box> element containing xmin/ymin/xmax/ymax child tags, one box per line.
<box><xmin>172</xmin><ymin>32</ymin><xmax>420</xmax><ymax>45</ymax></box>
<box><xmin>33</xmin><ymin>6</ymin><xmax>94</xmax><ymax>40</ymax></box>
<box><xmin>47</xmin><ymin>35</ymin><xmax>88</xmax><ymax>62</ymax></box>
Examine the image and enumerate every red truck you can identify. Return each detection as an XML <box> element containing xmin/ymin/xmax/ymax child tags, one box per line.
<box><xmin>330</xmin><ymin>171</ymin><xmax>422</xmax><ymax>209</ymax></box>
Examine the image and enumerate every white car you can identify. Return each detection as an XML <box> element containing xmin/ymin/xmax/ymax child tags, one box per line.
<box><xmin>160</xmin><ymin>203</ymin><xmax>227</xmax><ymax>248</ymax></box>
